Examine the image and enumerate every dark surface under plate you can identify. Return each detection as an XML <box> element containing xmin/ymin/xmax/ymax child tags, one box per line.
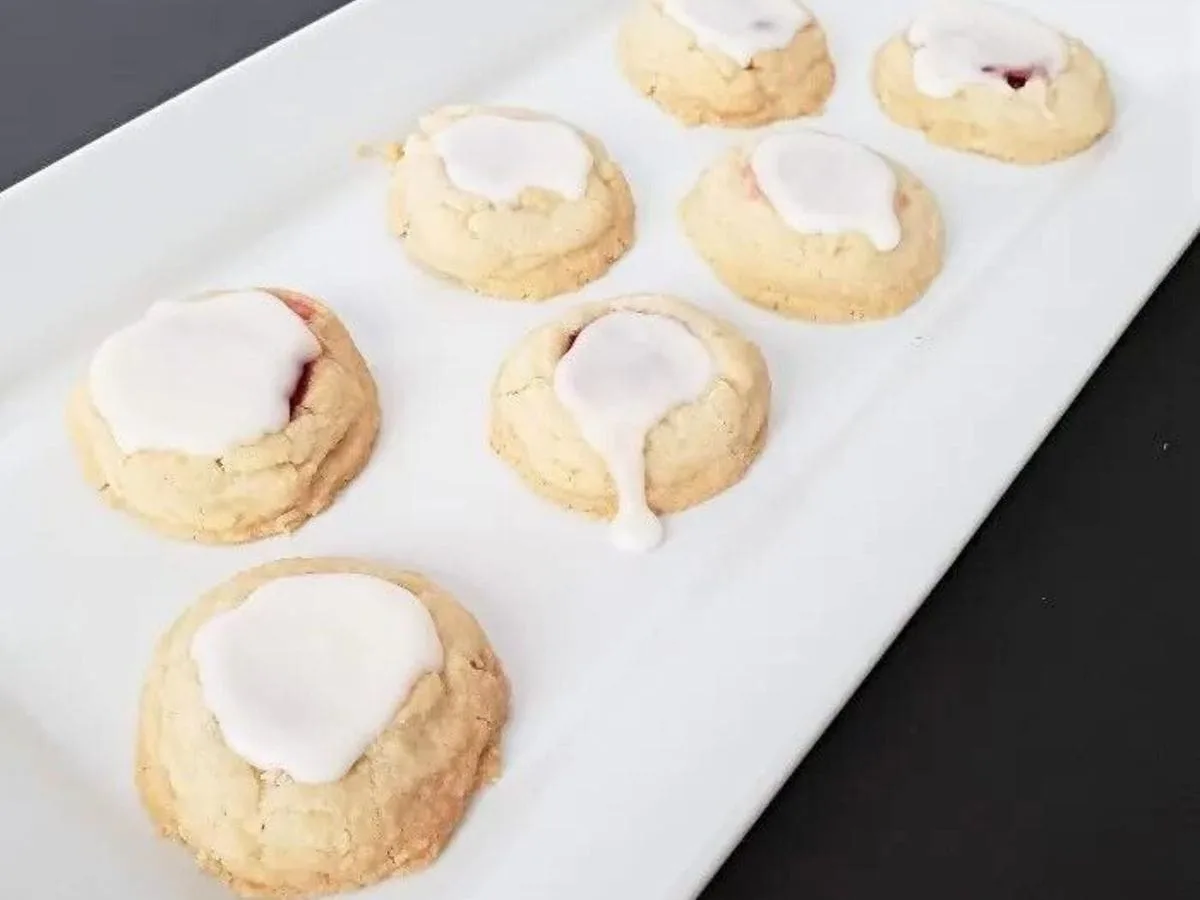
<box><xmin>1</xmin><ymin>1</ymin><xmax>1196</xmax><ymax>897</ymax></box>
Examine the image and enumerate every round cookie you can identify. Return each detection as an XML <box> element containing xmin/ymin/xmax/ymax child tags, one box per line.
<box><xmin>617</xmin><ymin>0</ymin><xmax>835</xmax><ymax>128</ymax></box>
<box><xmin>490</xmin><ymin>294</ymin><xmax>770</xmax><ymax>550</ymax></box>
<box><xmin>680</xmin><ymin>131</ymin><xmax>944</xmax><ymax>322</ymax></box>
<box><xmin>136</xmin><ymin>556</ymin><xmax>509</xmax><ymax>898</ymax></box>
<box><xmin>388</xmin><ymin>105</ymin><xmax>635</xmax><ymax>301</ymax></box>
<box><xmin>873</xmin><ymin>2</ymin><xmax>1114</xmax><ymax>164</ymax></box>
<box><xmin>68</xmin><ymin>289</ymin><xmax>379</xmax><ymax>543</ymax></box>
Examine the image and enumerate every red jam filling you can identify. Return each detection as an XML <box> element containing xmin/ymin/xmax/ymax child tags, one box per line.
<box><xmin>280</xmin><ymin>294</ymin><xmax>316</xmax><ymax>322</ymax></box>
<box><xmin>277</xmin><ymin>293</ymin><xmax>317</xmax><ymax>417</ymax></box>
<box><xmin>289</xmin><ymin>363</ymin><xmax>314</xmax><ymax>418</ymax></box>
<box><xmin>740</xmin><ymin>165</ymin><xmax>765</xmax><ymax>202</ymax></box>
<box><xmin>982</xmin><ymin>65</ymin><xmax>1040</xmax><ymax>91</ymax></box>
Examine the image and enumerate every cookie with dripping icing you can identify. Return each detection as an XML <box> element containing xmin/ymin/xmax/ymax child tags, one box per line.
<box><xmin>67</xmin><ymin>288</ymin><xmax>379</xmax><ymax>543</ymax></box>
<box><xmin>617</xmin><ymin>0</ymin><xmax>835</xmax><ymax>127</ymax></box>
<box><xmin>680</xmin><ymin>131</ymin><xmax>944</xmax><ymax>323</ymax></box>
<box><xmin>389</xmin><ymin>105</ymin><xmax>635</xmax><ymax>300</ymax></box>
<box><xmin>135</xmin><ymin>557</ymin><xmax>508</xmax><ymax>897</ymax></box>
<box><xmin>490</xmin><ymin>295</ymin><xmax>770</xmax><ymax>550</ymax></box>
<box><xmin>873</xmin><ymin>1</ymin><xmax>1114</xmax><ymax>164</ymax></box>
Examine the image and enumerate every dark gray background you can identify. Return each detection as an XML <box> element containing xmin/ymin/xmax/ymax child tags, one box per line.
<box><xmin>2</xmin><ymin>1</ymin><xmax>1197</xmax><ymax>897</ymax></box>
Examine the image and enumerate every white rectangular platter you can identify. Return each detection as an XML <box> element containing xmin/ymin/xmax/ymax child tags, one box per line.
<box><xmin>0</xmin><ymin>0</ymin><xmax>1197</xmax><ymax>897</ymax></box>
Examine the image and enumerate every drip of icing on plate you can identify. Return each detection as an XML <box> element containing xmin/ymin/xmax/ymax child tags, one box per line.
<box><xmin>907</xmin><ymin>0</ymin><xmax>1067</xmax><ymax>99</ymax></box>
<box><xmin>88</xmin><ymin>291</ymin><xmax>320</xmax><ymax>456</ymax></box>
<box><xmin>663</xmin><ymin>0</ymin><xmax>812</xmax><ymax>67</ymax></box>
<box><xmin>554</xmin><ymin>310</ymin><xmax>713</xmax><ymax>552</ymax></box>
<box><xmin>750</xmin><ymin>131</ymin><xmax>902</xmax><ymax>252</ymax></box>
<box><xmin>191</xmin><ymin>573</ymin><xmax>444</xmax><ymax>784</ymax></box>
<box><xmin>430</xmin><ymin>114</ymin><xmax>594</xmax><ymax>205</ymax></box>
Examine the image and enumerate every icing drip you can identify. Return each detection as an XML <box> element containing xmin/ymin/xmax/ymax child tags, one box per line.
<box><xmin>191</xmin><ymin>573</ymin><xmax>444</xmax><ymax>784</ymax></box>
<box><xmin>751</xmin><ymin>131</ymin><xmax>902</xmax><ymax>252</ymax></box>
<box><xmin>663</xmin><ymin>0</ymin><xmax>812</xmax><ymax>67</ymax></box>
<box><xmin>908</xmin><ymin>0</ymin><xmax>1067</xmax><ymax>99</ymax></box>
<box><xmin>431</xmin><ymin>114</ymin><xmax>594</xmax><ymax>205</ymax></box>
<box><xmin>554</xmin><ymin>311</ymin><xmax>713</xmax><ymax>552</ymax></box>
<box><xmin>88</xmin><ymin>290</ymin><xmax>319</xmax><ymax>456</ymax></box>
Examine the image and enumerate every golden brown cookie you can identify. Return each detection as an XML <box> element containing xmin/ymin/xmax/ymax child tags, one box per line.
<box><xmin>68</xmin><ymin>289</ymin><xmax>379</xmax><ymax>543</ymax></box>
<box><xmin>617</xmin><ymin>0</ymin><xmax>835</xmax><ymax>128</ymax></box>
<box><xmin>490</xmin><ymin>294</ymin><xmax>769</xmax><ymax>527</ymax></box>
<box><xmin>136</xmin><ymin>557</ymin><xmax>509</xmax><ymax>898</ymax></box>
<box><xmin>680</xmin><ymin>135</ymin><xmax>945</xmax><ymax>323</ymax></box>
<box><xmin>872</xmin><ymin>7</ymin><xmax>1114</xmax><ymax>164</ymax></box>
<box><xmin>388</xmin><ymin>105</ymin><xmax>635</xmax><ymax>301</ymax></box>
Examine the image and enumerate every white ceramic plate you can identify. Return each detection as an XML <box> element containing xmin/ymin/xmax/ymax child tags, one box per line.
<box><xmin>0</xmin><ymin>1</ymin><xmax>1196</xmax><ymax>897</ymax></box>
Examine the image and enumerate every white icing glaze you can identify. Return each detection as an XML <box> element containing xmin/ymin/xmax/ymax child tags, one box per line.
<box><xmin>554</xmin><ymin>310</ymin><xmax>713</xmax><ymax>552</ymax></box>
<box><xmin>430</xmin><ymin>114</ymin><xmax>594</xmax><ymax>205</ymax></box>
<box><xmin>663</xmin><ymin>0</ymin><xmax>812</xmax><ymax>67</ymax></box>
<box><xmin>751</xmin><ymin>131</ymin><xmax>902</xmax><ymax>252</ymax></box>
<box><xmin>908</xmin><ymin>0</ymin><xmax>1067</xmax><ymax>99</ymax></box>
<box><xmin>191</xmin><ymin>573</ymin><xmax>444</xmax><ymax>785</ymax></box>
<box><xmin>89</xmin><ymin>291</ymin><xmax>319</xmax><ymax>456</ymax></box>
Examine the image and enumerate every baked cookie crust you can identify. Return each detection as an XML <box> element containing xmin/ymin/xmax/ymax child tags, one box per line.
<box><xmin>68</xmin><ymin>289</ymin><xmax>380</xmax><ymax>543</ymax></box>
<box><xmin>617</xmin><ymin>0</ymin><xmax>835</xmax><ymax>127</ymax></box>
<box><xmin>680</xmin><ymin>142</ymin><xmax>944</xmax><ymax>323</ymax></box>
<box><xmin>490</xmin><ymin>294</ymin><xmax>770</xmax><ymax>518</ymax></box>
<box><xmin>136</xmin><ymin>557</ymin><xmax>509</xmax><ymax>898</ymax></box>
<box><xmin>872</xmin><ymin>33</ymin><xmax>1114</xmax><ymax>164</ymax></box>
<box><xmin>389</xmin><ymin>105</ymin><xmax>635</xmax><ymax>301</ymax></box>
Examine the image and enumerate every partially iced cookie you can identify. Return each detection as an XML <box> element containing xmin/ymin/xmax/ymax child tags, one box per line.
<box><xmin>136</xmin><ymin>557</ymin><xmax>508</xmax><ymax>897</ymax></box>
<box><xmin>873</xmin><ymin>0</ymin><xmax>1114</xmax><ymax>164</ymax></box>
<box><xmin>490</xmin><ymin>295</ymin><xmax>770</xmax><ymax>551</ymax></box>
<box><xmin>681</xmin><ymin>131</ymin><xmax>944</xmax><ymax>322</ymax></box>
<box><xmin>68</xmin><ymin>289</ymin><xmax>379</xmax><ymax>543</ymax></box>
<box><xmin>617</xmin><ymin>0</ymin><xmax>836</xmax><ymax>127</ymax></box>
<box><xmin>389</xmin><ymin>105</ymin><xmax>635</xmax><ymax>300</ymax></box>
